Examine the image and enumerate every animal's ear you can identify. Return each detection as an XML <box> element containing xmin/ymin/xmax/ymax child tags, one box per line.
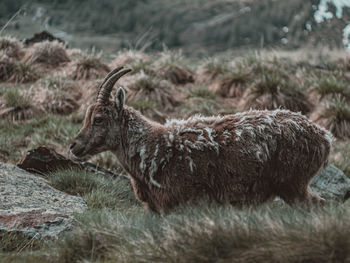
<box><xmin>115</xmin><ymin>87</ymin><xmax>125</xmax><ymax>112</ymax></box>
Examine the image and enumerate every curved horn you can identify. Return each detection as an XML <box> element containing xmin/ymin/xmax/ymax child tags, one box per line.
<box><xmin>97</xmin><ymin>68</ymin><xmax>132</xmax><ymax>104</ymax></box>
<box><xmin>96</xmin><ymin>66</ymin><xmax>124</xmax><ymax>100</ymax></box>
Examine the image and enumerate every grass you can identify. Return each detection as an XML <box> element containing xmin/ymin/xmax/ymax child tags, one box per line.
<box><xmin>128</xmin><ymin>99</ymin><xmax>157</xmax><ymax>111</ymax></box>
<box><xmin>127</xmin><ymin>73</ymin><xmax>177</xmax><ymax>111</ymax></box>
<box><xmin>312</xmin><ymin>75</ymin><xmax>350</xmax><ymax>100</ymax></box>
<box><xmin>0</xmin><ymin>114</ymin><xmax>80</xmax><ymax>162</ymax></box>
<box><xmin>188</xmin><ymin>85</ymin><xmax>216</xmax><ymax>100</ymax></box>
<box><xmin>0</xmin><ymin>36</ymin><xmax>24</xmax><ymax>59</ymax></box>
<box><xmin>0</xmin><ymin>53</ymin><xmax>15</xmax><ymax>81</ymax></box>
<box><xmin>39</xmin><ymin>75</ymin><xmax>75</xmax><ymax>90</ymax></box>
<box><xmin>71</xmin><ymin>55</ymin><xmax>110</xmax><ymax>80</ymax></box>
<box><xmin>8</xmin><ymin>62</ymin><xmax>40</xmax><ymax>83</ymax></box>
<box><xmin>154</xmin><ymin>50</ymin><xmax>194</xmax><ymax>84</ymax></box>
<box><xmin>110</xmin><ymin>49</ymin><xmax>152</xmax><ymax>74</ymax></box>
<box><xmin>31</xmin><ymin>75</ymin><xmax>80</xmax><ymax>115</ymax></box>
<box><xmin>196</xmin><ymin>57</ymin><xmax>230</xmax><ymax>83</ymax></box>
<box><xmin>1</xmin><ymin>41</ymin><xmax>350</xmax><ymax>262</ymax></box>
<box><xmin>48</xmin><ymin>169</ymin><xmax>138</xmax><ymax>210</ymax></box>
<box><xmin>3</xmin><ymin>202</ymin><xmax>350</xmax><ymax>262</ymax></box>
<box><xmin>331</xmin><ymin>140</ymin><xmax>350</xmax><ymax>179</ymax></box>
<box><xmin>318</xmin><ymin>96</ymin><xmax>350</xmax><ymax>139</ymax></box>
<box><xmin>243</xmin><ymin>72</ymin><xmax>312</xmax><ymax>114</ymax></box>
<box><xmin>3</xmin><ymin>89</ymin><xmax>31</xmax><ymax>109</ymax></box>
<box><xmin>25</xmin><ymin>40</ymin><xmax>70</xmax><ymax>67</ymax></box>
<box><xmin>210</xmin><ymin>67</ymin><xmax>251</xmax><ymax>98</ymax></box>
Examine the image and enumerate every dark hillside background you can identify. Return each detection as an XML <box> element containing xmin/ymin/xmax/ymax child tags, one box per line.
<box><xmin>0</xmin><ymin>0</ymin><xmax>349</xmax><ymax>55</ymax></box>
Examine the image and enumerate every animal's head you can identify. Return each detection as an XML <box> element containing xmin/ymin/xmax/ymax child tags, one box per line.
<box><xmin>69</xmin><ymin>67</ymin><xmax>131</xmax><ymax>160</ymax></box>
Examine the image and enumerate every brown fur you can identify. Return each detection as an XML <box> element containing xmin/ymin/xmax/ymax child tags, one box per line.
<box><xmin>70</xmin><ymin>87</ymin><xmax>332</xmax><ymax>213</ymax></box>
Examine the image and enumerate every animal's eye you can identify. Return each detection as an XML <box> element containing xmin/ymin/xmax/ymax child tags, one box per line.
<box><xmin>93</xmin><ymin>117</ymin><xmax>104</xmax><ymax>125</ymax></box>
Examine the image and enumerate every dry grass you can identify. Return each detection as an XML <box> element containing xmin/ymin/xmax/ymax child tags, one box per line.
<box><xmin>240</xmin><ymin>72</ymin><xmax>312</xmax><ymax>114</ymax></box>
<box><xmin>209</xmin><ymin>68</ymin><xmax>250</xmax><ymax>98</ymax></box>
<box><xmin>70</xmin><ymin>54</ymin><xmax>110</xmax><ymax>80</ymax></box>
<box><xmin>312</xmin><ymin>75</ymin><xmax>350</xmax><ymax>100</ymax></box>
<box><xmin>126</xmin><ymin>72</ymin><xmax>178</xmax><ymax>113</ymax></box>
<box><xmin>196</xmin><ymin>57</ymin><xmax>230</xmax><ymax>84</ymax></box>
<box><xmin>0</xmin><ymin>89</ymin><xmax>40</xmax><ymax>121</ymax></box>
<box><xmin>110</xmin><ymin>49</ymin><xmax>152</xmax><ymax>74</ymax></box>
<box><xmin>154</xmin><ymin>50</ymin><xmax>194</xmax><ymax>85</ymax></box>
<box><xmin>30</xmin><ymin>75</ymin><xmax>81</xmax><ymax>115</ymax></box>
<box><xmin>7</xmin><ymin>61</ymin><xmax>40</xmax><ymax>83</ymax></box>
<box><xmin>1</xmin><ymin>47</ymin><xmax>350</xmax><ymax>262</ymax></box>
<box><xmin>315</xmin><ymin>96</ymin><xmax>350</xmax><ymax>139</ymax></box>
<box><xmin>8</xmin><ymin>203</ymin><xmax>347</xmax><ymax>263</ymax></box>
<box><xmin>24</xmin><ymin>40</ymin><xmax>70</xmax><ymax>67</ymax></box>
<box><xmin>0</xmin><ymin>36</ymin><xmax>24</xmax><ymax>60</ymax></box>
<box><xmin>0</xmin><ymin>53</ymin><xmax>15</xmax><ymax>82</ymax></box>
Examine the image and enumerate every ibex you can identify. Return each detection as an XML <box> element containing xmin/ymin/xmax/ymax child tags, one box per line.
<box><xmin>70</xmin><ymin>67</ymin><xmax>332</xmax><ymax>213</ymax></box>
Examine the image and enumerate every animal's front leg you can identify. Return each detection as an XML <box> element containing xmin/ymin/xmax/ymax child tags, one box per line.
<box><xmin>130</xmin><ymin>177</ymin><xmax>159</xmax><ymax>213</ymax></box>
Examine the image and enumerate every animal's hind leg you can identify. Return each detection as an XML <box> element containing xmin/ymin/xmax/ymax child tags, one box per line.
<box><xmin>278</xmin><ymin>184</ymin><xmax>325</xmax><ymax>207</ymax></box>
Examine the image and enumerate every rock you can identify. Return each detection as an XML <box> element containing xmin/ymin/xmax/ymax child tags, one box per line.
<box><xmin>24</xmin><ymin>31</ymin><xmax>66</xmax><ymax>46</ymax></box>
<box><xmin>0</xmin><ymin>162</ymin><xmax>87</xmax><ymax>239</ymax></box>
<box><xmin>311</xmin><ymin>164</ymin><xmax>350</xmax><ymax>202</ymax></box>
<box><xmin>17</xmin><ymin>146</ymin><xmax>118</xmax><ymax>178</ymax></box>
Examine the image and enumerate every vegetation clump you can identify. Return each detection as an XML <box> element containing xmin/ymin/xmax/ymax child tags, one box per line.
<box><xmin>312</xmin><ymin>75</ymin><xmax>350</xmax><ymax>100</ymax></box>
<box><xmin>31</xmin><ymin>76</ymin><xmax>80</xmax><ymax>115</ymax></box>
<box><xmin>8</xmin><ymin>61</ymin><xmax>40</xmax><ymax>83</ymax></box>
<box><xmin>316</xmin><ymin>97</ymin><xmax>350</xmax><ymax>139</ymax></box>
<box><xmin>126</xmin><ymin>72</ymin><xmax>178</xmax><ymax>119</ymax></box>
<box><xmin>196</xmin><ymin>58</ymin><xmax>230</xmax><ymax>84</ymax></box>
<box><xmin>24</xmin><ymin>40</ymin><xmax>70</xmax><ymax>67</ymax></box>
<box><xmin>209</xmin><ymin>68</ymin><xmax>250</xmax><ymax>98</ymax></box>
<box><xmin>240</xmin><ymin>71</ymin><xmax>312</xmax><ymax>114</ymax></box>
<box><xmin>0</xmin><ymin>36</ymin><xmax>24</xmax><ymax>59</ymax></box>
<box><xmin>71</xmin><ymin>55</ymin><xmax>110</xmax><ymax>80</ymax></box>
<box><xmin>154</xmin><ymin>50</ymin><xmax>194</xmax><ymax>85</ymax></box>
<box><xmin>110</xmin><ymin>49</ymin><xmax>152</xmax><ymax>74</ymax></box>
<box><xmin>0</xmin><ymin>53</ymin><xmax>15</xmax><ymax>82</ymax></box>
<box><xmin>0</xmin><ymin>89</ymin><xmax>39</xmax><ymax>121</ymax></box>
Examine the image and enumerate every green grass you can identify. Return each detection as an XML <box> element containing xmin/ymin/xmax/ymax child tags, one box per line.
<box><xmin>189</xmin><ymin>86</ymin><xmax>216</xmax><ymax>100</ymax></box>
<box><xmin>128</xmin><ymin>99</ymin><xmax>157</xmax><ymax>111</ymax></box>
<box><xmin>0</xmin><ymin>114</ymin><xmax>80</xmax><ymax>162</ymax></box>
<box><xmin>3</xmin><ymin>202</ymin><xmax>350</xmax><ymax>262</ymax></box>
<box><xmin>3</xmin><ymin>89</ymin><xmax>31</xmax><ymax>108</ymax></box>
<box><xmin>9</xmin><ymin>62</ymin><xmax>40</xmax><ymax>83</ymax></box>
<box><xmin>48</xmin><ymin>169</ymin><xmax>138</xmax><ymax>210</ymax></box>
<box><xmin>39</xmin><ymin>75</ymin><xmax>74</xmax><ymax>90</ymax></box>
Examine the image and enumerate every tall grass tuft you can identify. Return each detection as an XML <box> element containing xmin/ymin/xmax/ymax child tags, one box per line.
<box><xmin>25</xmin><ymin>41</ymin><xmax>70</xmax><ymax>67</ymax></box>
<box><xmin>0</xmin><ymin>36</ymin><xmax>24</xmax><ymax>59</ymax></box>
<box><xmin>312</xmin><ymin>75</ymin><xmax>350</xmax><ymax>100</ymax></box>
<box><xmin>154</xmin><ymin>50</ymin><xmax>194</xmax><ymax>85</ymax></box>
<box><xmin>241</xmin><ymin>71</ymin><xmax>312</xmax><ymax>114</ymax></box>
<box><xmin>317</xmin><ymin>96</ymin><xmax>350</xmax><ymax>139</ymax></box>
<box><xmin>71</xmin><ymin>54</ymin><xmax>110</xmax><ymax>80</ymax></box>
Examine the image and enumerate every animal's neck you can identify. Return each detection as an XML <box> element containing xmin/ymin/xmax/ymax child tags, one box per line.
<box><xmin>112</xmin><ymin>107</ymin><xmax>164</xmax><ymax>179</ymax></box>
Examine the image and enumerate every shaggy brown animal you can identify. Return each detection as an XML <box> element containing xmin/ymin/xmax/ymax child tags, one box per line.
<box><xmin>70</xmin><ymin>67</ymin><xmax>333</xmax><ymax>213</ymax></box>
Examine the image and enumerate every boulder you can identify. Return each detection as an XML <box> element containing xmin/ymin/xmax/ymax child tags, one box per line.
<box><xmin>0</xmin><ymin>162</ymin><xmax>87</xmax><ymax>239</ymax></box>
<box><xmin>311</xmin><ymin>164</ymin><xmax>350</xmax><ymax>202</ymax></box>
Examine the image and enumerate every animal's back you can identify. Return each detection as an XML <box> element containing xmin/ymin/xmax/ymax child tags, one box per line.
<box><xmin>157</xmin><ymin>109</ymin><xmax>331</xmax><ymax>208</ymax></box>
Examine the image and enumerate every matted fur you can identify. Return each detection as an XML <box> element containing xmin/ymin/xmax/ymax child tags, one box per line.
<box><xmin>70</xmin><ymin>71</ymin><xmax>333</xmax><ymax>213</ymax></box>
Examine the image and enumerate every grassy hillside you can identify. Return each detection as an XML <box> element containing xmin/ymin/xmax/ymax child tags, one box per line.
<box><xmin>1</xmin><ymin>0</ymin><xmax>349</xmax><ymax>54</ymax></box>
<box><xmin>1</xmin><ymin>36</ymin><xmax>350</xmax><ymax>261</ymax></box>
